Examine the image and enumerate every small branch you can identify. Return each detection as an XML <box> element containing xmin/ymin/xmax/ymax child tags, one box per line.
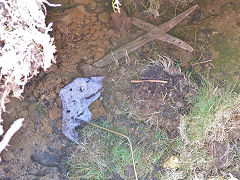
<box><xmin>131</xmin><ymin>79</ymin><xmax>167</xmax><ymax>84</ymax></box>
<box><xmin>85</xmin><ymin>121</ymin><xmax>138</xmax><ymax>180</ymax></box>
<box><xmin>191</xmin><ymin>59</ymin><xmax>212</xmax><ymax>66</ymax></box>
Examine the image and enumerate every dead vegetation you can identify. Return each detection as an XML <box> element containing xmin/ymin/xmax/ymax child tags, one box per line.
<box><xmin>67</xmin><ymin>50</ymin><xmax>240</xmax><ymax>179</ymax></box>
<box><xmin>123</xmin><ymin>0</ymin><xmax>195</xmax><ymax>17</ymax></box>
<box><xmin>130</xmin><ymin>55</ymin><xmax>196</xmax><ymax>136</ymax></box>
<box><xmin>178</xmin><ymin>81</ymin><xmax>240</xmax><ymax>178</ymax></box>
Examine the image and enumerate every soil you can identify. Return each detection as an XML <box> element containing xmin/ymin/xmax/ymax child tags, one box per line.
<box><xmin>0</xmin><ymin>0</ymin><xmax>239</xmax><ymax>179</ymax></box>
<box><xmin>130</xmin><ymin>64</ymin><xmax>196</xmax><ymax>137</ymax></box>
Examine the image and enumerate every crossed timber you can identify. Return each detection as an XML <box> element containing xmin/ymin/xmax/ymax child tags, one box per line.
<box><xmin>93</xmin><ymin>5</ymin><xmax>198</xmax><ymax>68</ymax></box>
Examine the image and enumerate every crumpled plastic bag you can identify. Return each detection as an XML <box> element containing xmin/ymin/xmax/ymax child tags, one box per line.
<box><xmin>59</xmin><ymin>77</ymin><xmax>104</xmax><ymax>144</ymax></box>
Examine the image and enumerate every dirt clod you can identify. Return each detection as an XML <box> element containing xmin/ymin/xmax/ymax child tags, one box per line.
<box><xmin>131</xmin><ymin>64</ymin><xmax>196</xmax><ymax>136</ymax></box>
<box><xmin>111</xmin><ymin>9</ymin><xmax>132</xmax><ymax>32</ymax></box>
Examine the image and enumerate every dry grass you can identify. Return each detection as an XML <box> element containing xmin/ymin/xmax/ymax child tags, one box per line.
<box><xmin>123</xmin><ymin>0</ymin><xmax>195</xmax><ymax>17</ymax></box>
<box><xmin>178</xmin><ymin>79</ymin><xmax>240</xmax><ymax>178</ymax></box>
<box><xmin>66</xmin><ymin>117</ymin><xmax>173</xmax><ymax>179</ymax></box>
<box><xmin>66</xmin><ymin>50</ymin><xmax>239</xmax><ymax>179</ymax></box>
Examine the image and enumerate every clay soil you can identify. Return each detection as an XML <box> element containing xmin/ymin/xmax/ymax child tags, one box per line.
<box><xmin>0</xmin><ymin>0</ymin><xmax>239</xmax><ymax>179</ymax></box>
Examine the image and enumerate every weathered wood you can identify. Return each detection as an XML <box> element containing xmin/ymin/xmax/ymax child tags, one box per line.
<box><xmin>93</xmin><ymin>5</ymin><xmax>198</xmax><ymax>68</ymax></box>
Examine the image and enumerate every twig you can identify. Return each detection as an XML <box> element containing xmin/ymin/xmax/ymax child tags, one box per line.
<box><xmin>131</xmin><ymin>80</ymin><xmax>167</xmax><ymax>83</ymax></box>
<box><xmin>85</xmin><ymin>121</ymin><xmax>138</xmax><ymax>180</ymax></box>
<box><xmin>0</xmin><ymin>118</ymin><xmax>24</xmax><ymax>159</ymax></box>
<box><xmin>191</xmin><ymin>59</ymin><xmax>212</xmax><ymax>66</ymax></box>
<box><xmin>194</xmin><ymin>24</ymin><xmax>198</xmax><ymax>49</ymax></box>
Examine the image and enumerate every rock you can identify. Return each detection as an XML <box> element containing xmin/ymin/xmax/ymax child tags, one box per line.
<box><xmin>236</xmin><ymin>21</ymin><xmax>240</xmax><ymax>27</ymax></box>
<box><xmin>33</xmin><ymin>90</ymin><xmax>40</xmax><ymax>98</ymax></box>
<box><xmin>29</xmin><ymin>104</ymin><xmax>46</xmax><ymax>130</ymax></box>
<box><xmin>0</xmin><ymin>168</ymin><xmax>6</xmax><ymax>178</ymax></box>
<box><xmin>111</xmin><ymin>9</ymin><xmax>132</xmax><ymax>32</ymax></box>
<box><xmin>163</xmin><ymin>156</ymin><xmax>180</xmax><ymax>169</ymax></box>
<box><xmin>19</xmin><ymin>110</ymin><xmax>29</xmax><ymax>118</ymax></box>
<box><xmin>89</xmin><ymin>0</ymin><xmax>96</xmax><ymax>10</ymax></box>
<box><xmin>49</xmin><ymin>107</ymin><xmax>62</xmax><ymax>120</ymax></box>
<box><xmin>39</xmin><ymin>174</ymin><xmax>65</xmax><ymax>180</ymax></box>
<box><xmin>92</xmin><ymin>30</ymin><xmax>102</xmax><ymax>39</ymax></box>
<box><xmin>89</xmin><ymin>100</ymin><xmax>105</xmax><ymax>120</ymax></box>
<box><xmin>103</xmin><ymin>40</ymin><xmax>110</xmax><ymax>47</ymax></box>
<box><xmin>20</xmin><ymin>175</ymin><xmax>37</xmax><ymax>180</ymax></box>
<box><xmin>106</xmin><ymin>29</ymin><xmax>115</xmax><ymax>36</ymax></box>
<box><xmin>199</xmin><ymin>29</ymin><xmax>212</xmax><ymax>39</ymax></box>
<box><xmin>1</xmin><ymin>150</ymin><xmax>14</xmax><ymax>162</ymax></box>
<box><xmin>73</xmin><ymin>0</ymin><xmax>90</xmax><ymax>5</ymax></box>
<box><xmin>98</xmin><ymin>12</ymin><xmax>110</xmax><ymax>23</ymax></box>
<box><xmin>94</xmin><ymin>49</ymin><xmax>105</xmax><ymax>60</ymax></box>
<box><xmin>31</xmin><ymin>151</ymin><xmax>60</xmax><ymax>167</ymax></box>
<box><xmin>41</xmin><ymin>118</ymin><xmax>52</xmax><ymax>134</ymax></box>
<box><xmin>55</xmin><ymin>97</ymin><xmax>62</xmax><ymax>108</ymax></box>
<box><xmin>25</xmin><ymin>94</ymin><xmax>37</xmax><ymax>103</ymax></box>
<box><xmin>47</xmin><ymin>64</ymin><xmax>57</xmax><ymax>72</ymax></box>
<box><xmin>76</xmin><ymin>5</ymin><xmax>86</xmax><ymax>14</ymax></box>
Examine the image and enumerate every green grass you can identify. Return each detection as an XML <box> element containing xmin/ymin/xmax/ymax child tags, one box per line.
<box><xmin>66</xmin><ymin>117</ymin><xmax>173</xmax><ymax>179</ymax></box>
<box><xmin>186</xmin><ymin>80</ymin><xmax>239</xmax><ymax>142</ymax></box>
<box><xmin>66</xmin><ymin>49</ymin><xmax>239</xmax><ymax>179</ymax></box>
<box><xmin>177</xmin><ymin>78</ymin><xmax>240</xmax><ymax>178</ymax></box>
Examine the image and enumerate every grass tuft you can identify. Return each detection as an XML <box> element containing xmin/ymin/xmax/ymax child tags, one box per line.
<box><xmin>66</xmin><ymin>117</ymin><xmax>173</xmax><ymax>179</ymax></box>
<box><xmin>178</xmin><ymin>78</ymin><xmax>240</xmax><ymax>178</ymax></box>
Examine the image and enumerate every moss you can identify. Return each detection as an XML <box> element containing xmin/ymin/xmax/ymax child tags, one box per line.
<box><xmin>210</xmin><ymin>33</ymin><xmax>240</xmax><ymax>82</ymax></box>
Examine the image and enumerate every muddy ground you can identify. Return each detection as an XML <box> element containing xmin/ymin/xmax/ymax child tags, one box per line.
<box><xmin>0</xmin><ymin>0</ymin><xmax>239</xmax><ymax>179</ymax></box>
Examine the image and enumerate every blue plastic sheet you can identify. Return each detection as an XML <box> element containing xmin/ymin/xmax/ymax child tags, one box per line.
<box><xmin>59</xmin><ymin>77</ymin><xmax>104</xmax><ymax>144</ymax></box>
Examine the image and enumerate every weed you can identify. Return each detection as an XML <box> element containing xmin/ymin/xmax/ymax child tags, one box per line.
<box><xmin>35</xmin><ymin>102</ymin><xmax>46</xmax><ymax>114</ymax></box>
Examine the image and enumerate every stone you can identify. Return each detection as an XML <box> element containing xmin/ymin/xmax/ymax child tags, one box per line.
<box><xmin>19</xmin><ymin>110</ymin><xmax>29</xmax><ymax>118</ymax></box>
<box><xmin>89</xmin><ymin>0</ymin><xmax>96</xmax><ymax>10</ymax></box>
<box><xmin>55</xmin><ymin>97</ymin><xmax>62</xmax><ymax>108</ymax></box>
<box><xmin>76</xmin><ymin>5</ymin><xmax>86</xmax><ymax>14</ymax></box>
<box><xmin>73</xmin><ymin>0</ymin><xmax>90</xmax><ymax>5</ymax></box>
<box><xmin>89</xmin><ymin>100</ymin><xmax>105</xmax><ymax>120</ymax></box>
<box><xmin>25</xmin><ymin>94</ymin><xmax>37</xmax><ymax>104</ymax></box>
<box><xmin>94</xmin><ymin>49</ymin><xmax>105</xmax><ymax>60</ymax></box>
<box><xmin>106</xmin><ymin>29</ymin><xmax>115</xmax><ymax>36</ymax></box>
<box><xmin>29</xmin><ymin>104</ymin><xmax>46</xmax><ymax>130</ymax></box>
<box><xmin>49</xmin><ymin>107</ymin><xmax>62</xmax><ymax>120</ymax></box>
<box><xmin>41</xmin><ymin>118</ymin><xmax>52</xmax><ymax>134</ymax></box>
<box><xmin>47</xmin><ymin>64</ymin><xmax>57</xmax><ymax>72</ymax></box>
<box><xmin>1</xmin><ymin>150</ymin><xmax>14</xmax><ymax>162</ymax></box>
<box><xmin>0</xmin><ymin>167</ymin><xmax>6</xmax><ymax>178</ymax></box>
<box><xmin>39</xmin><ymin>174</ymin><xmax>63</xmax><ymax>180</ymax></box>
<box><xmin>31</xmin><ymin>151</ymin><xmax>60</xmax><ymax>167</ymax></box>
<box><xmin>93</xmin><ymin>30</ymin><xmax>102</xmax><ymax>39</ymax></box>
<box><xmin>98</xmin><ymin>12</ymin><xmax>110</xmax><ymax>23</ymax></box>
<box><xmin>111</xmin><ymin>9</ymin><xmax>132</xmax><ymax>32</ymax></box>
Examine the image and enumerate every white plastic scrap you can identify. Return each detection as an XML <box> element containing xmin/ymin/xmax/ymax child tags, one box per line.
<box><xmin>59</xmin><ymin>77</ymin><xmax>104</xmax><ymax>144</ymax></box>
<box><xmin>0</xmin><ymin>118</ymin><xmax>24</xmax><ymax>156</ymax></box>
